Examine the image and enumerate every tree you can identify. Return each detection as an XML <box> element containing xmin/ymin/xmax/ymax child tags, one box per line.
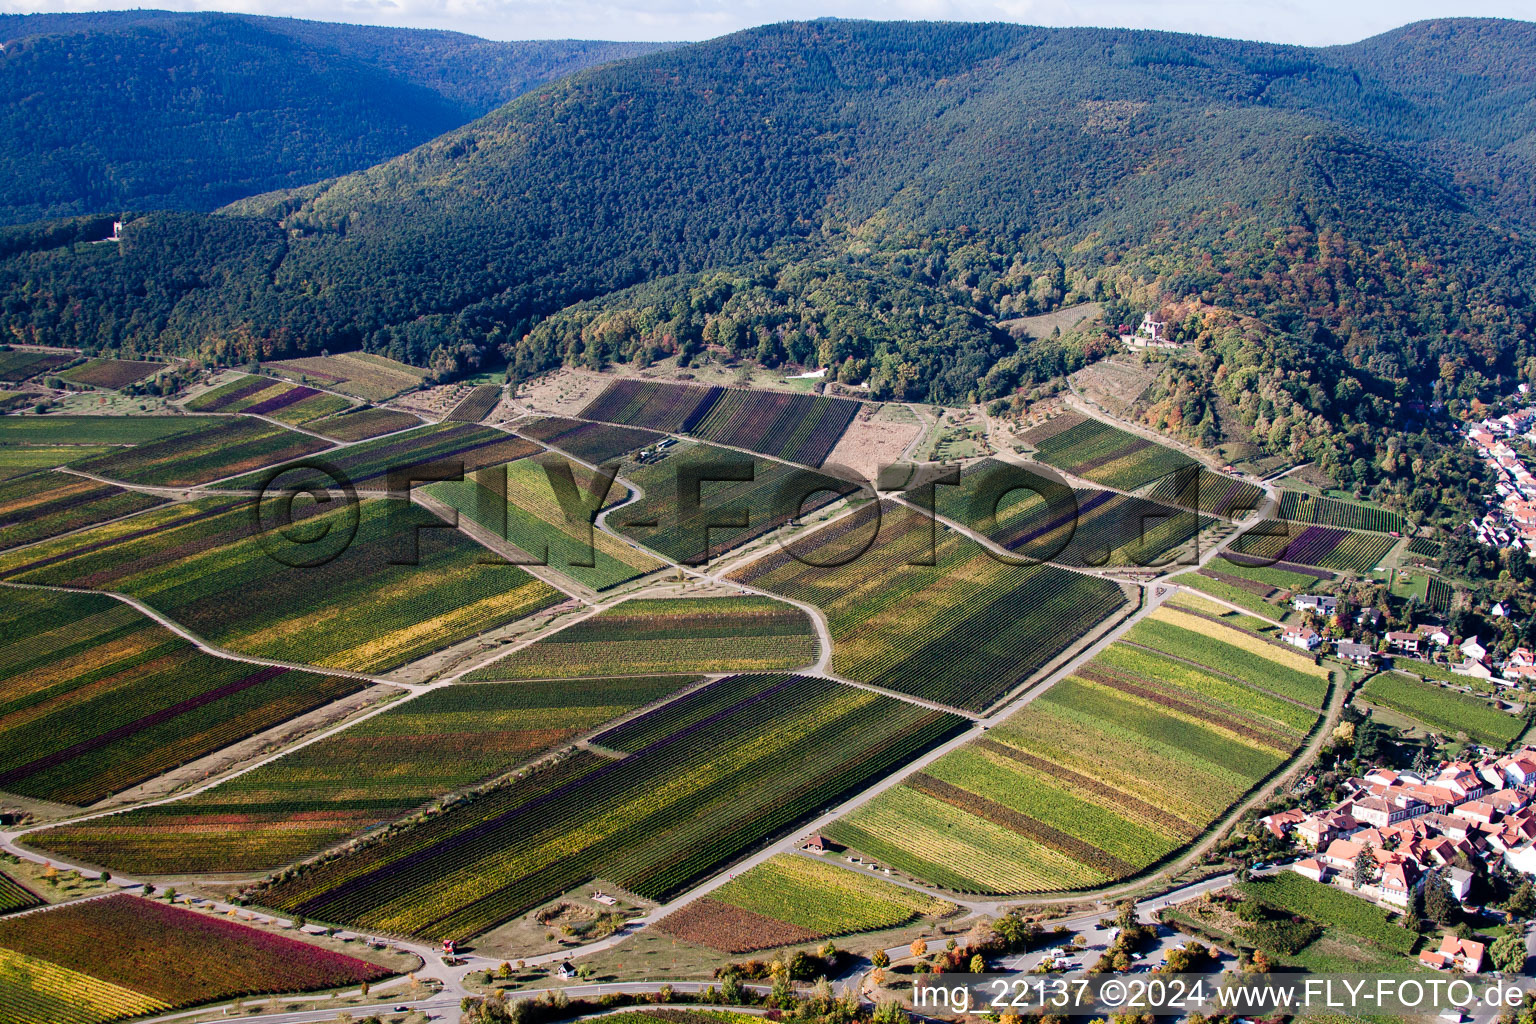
<box><xmin>1507</xmin><ymin>879</ymin><xmax>1536</xmax><ymax>920</ymax></box>
<box><xmin>1424</xmin><ymin>870</ymin><xmax>1459</xmax><ymax>927</ymax></box>
<box><xmin>910</xmin><ymin>939</ymin><xmax>927</xmax><ymax>959</ymax></box>
<box><xmin>871</xmin><ymin>949</ymin><xmax>890</xmax><ymax>969</ymax></box>
<box><xmin>873</xmin><ymin>1000</ymin><xmax>907</xmax><ymax>1024</ymax></box>
<box><xmin>970</xmin><ymin>953</ymin><xmax>986</xmax><ymax>973</ymax></box>
<box><xmin>1353</xmin><ymin>845</ymin><xmax>1378</xmax><ymax>889</ymax></box>
<box><xmin>359</xmin><ymin>980</ymin><xmax>370</xmax><ymax>999</ymax></box>
<box><xmin>1490</xmin><ymin>932</ymin><xmax>1526</xmax><ymax>975</ymax></box>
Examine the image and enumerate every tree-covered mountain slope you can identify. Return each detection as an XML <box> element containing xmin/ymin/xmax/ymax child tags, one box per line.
<box><xmin>2</xmin><ymin>16</ymin><xmax>1534</xmax><ymax>479</ymax></box>
<box><xmin>0</xmin><ymin>11</ymin><xmax>673</xmax><ymax>223</ymax></box>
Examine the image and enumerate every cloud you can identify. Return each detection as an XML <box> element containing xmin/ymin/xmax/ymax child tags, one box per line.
<box><xmin>0</xmin><ymin>0</ymin><xmax>1530</xmax><ymax>43</ymax></box>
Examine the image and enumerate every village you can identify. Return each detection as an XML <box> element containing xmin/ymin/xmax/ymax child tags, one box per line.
<box><xmin>1466</xmin><ymin>395</ymin><xmax>1536</xmax><ymax>553</ymax></box>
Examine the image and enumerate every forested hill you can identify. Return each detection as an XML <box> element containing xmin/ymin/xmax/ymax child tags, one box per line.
<box><xmin>0</xmin><ymin>11</ymin><xmax>673</xmax><ymax>223</ymax></box>
<box><xmin>5</xmin><ymin>17</ymin><xmax>1536</xmax><ymax>464</ymax></box>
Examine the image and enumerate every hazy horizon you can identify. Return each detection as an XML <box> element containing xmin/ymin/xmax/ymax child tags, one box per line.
<box><xmin>1</xmin><ymin>0</ymin><xmax>1533</xmax><ymax>46</ymax></box>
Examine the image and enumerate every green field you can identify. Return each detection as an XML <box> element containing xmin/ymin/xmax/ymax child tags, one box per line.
<box><xmin>425</xmin><ymin>455</ymin><xmax>661</xmax><ymax>590</ymax></box>
<box><xmin>825</xmin><ymin>605</ymin><xmax>1324</xmax><ymax>894</ymax></box>
<box><xmin>28</xmin><ymin>676</ymin><xmax>694</xmax><ymax>873</ymax></box>
<box><xmin>0</xmin><ymin>588</ymin><xmax>367</xmax><ymax>806</ymax></box>
<box><xmin>467</xmin><ymin>596</ymin><xmax>818</xmax><ymax>679</ymax></box>
<box><xmin>0</xmin><ymin>498</ymin><xmax>564</xmax><ymax>674</ymax></box>
<box><xmin>610</xmin><ymin>441</ymin><xmax>854</xmax><ymax>564</ymax></box>
<box><xmin>658</xmin><ymin>853</ymin><xmax>955</xmax><ymax>952</ymax></box>
<box><xmin>251</xmin><ymin>674</ymin><xmax>966</xmax><ymax>940</ymax></box>
<box><xmin>1240</xmin><ymin>874</ymin><xmax>1417</xmax><ymax>954</ymax></box>
<box><xmin>729</xmin><ymin>500</ymin><xmax>1129</xmax><ymax>711</ymax></box>
<box><xmin>73</xmin><ymin>416</ymin><xmax>332</xmax><ymax>487</ymax></box>
<box><xmin>0</xmin><ymin>416</ymin><xmax>201</xmax><ymax>447</ymax></box>
<box><xmin>1358</xmin><ymin>671</ymin><xmax>1525</xmax><ymax>745</ymax></box>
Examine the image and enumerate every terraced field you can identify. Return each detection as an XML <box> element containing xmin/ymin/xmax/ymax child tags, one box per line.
<box><xmin>0</xmin><ymin>470</ymin><xmax>162</xmax><ymax>552</ymax></box>
<box><xmin>73</xmin><ymin>417</ymin><xmax>332</xmax><ymax>487</ymax></box>
<box><xmin>920</xmin><ymin>459</ymin><xmax>1208</xmax><ymax>567</ymax></box>
<box><xmin>1358</xmin><ymin>671</ymin><xmax>1525</xmax><ymax>745</ymax></box>
<box><xmin>610</xmin><ymin>441</ymin><xmax>855</xmax><ymax>565</ymax></box>
<box><xmin>29</xmin><ymin>676</ymin><xmax>694</xmax><ymax>873</ymax></box>
<box><xmin>264</xmin><ymin>352</ymin><xmax>427</xmax><ymax>402</ymax></box>
<box><xmin>517</xmin><ymin>416</ymin><xmax>663</xmax><ymax>464</ymax></box>
<box><xmin>216</xmin><ymin>422</ymin><xmax>536</xmax><ymax>493</ymax></box>
<box><xmin>58</xmin><ymin>358</ymin><xmax>167</xmax><ymax>389</ymax></box>
<box><xmin>0</xmin><ymin>895</ymin><xmax>388</xmax><ymax>1019</ymax></box>
<box><xmin>468</xmin><ymin>596</ymin><xmax>817</xmax><ymax>679</ymax></box>
<box><xmin>729</xmin><ymin>500</ymin><xmax>1130</xmax><ymax>711</ymax></box>
<box><xmin>0</xmin><ymin>498</ymin><xmax>564</xmax><ymax>673</ymax></box>
<box><xmin>825</xmin><ymin>606</ymin><xmax>1328</xmax><ymax>894</ymax></box>
<box><xmin>0</xmin><ymin>588</ymin><xmax>366</xmax><ymax>806</ymax></box>
<box><xmin>1021</xmin><ymin>413</ymin><xmax>1194</xmax><ymax>491</ymax></box>
<box><xmin>657</xmin><ymin>854</ymin><xmax>955</xmax><ymax>953</ymax></box>
<box><xmin>425</xmin><ymin>455</ymin><xmax>660</xmax><ymax>590</ymax></box>
<box><xmin>1230</xmin><ymin>522</ymin><xmax>1397</xmax><ymax>574</ymax></box>
<box><xmin>253</xmin><ymin>674</ymin><xmax>966</xmax><ymax>940</ymax></box>
<box><xmin>1277</xmin><ymin>491</ymin><xmax>1404</xmax><ymax>533</ymax></box>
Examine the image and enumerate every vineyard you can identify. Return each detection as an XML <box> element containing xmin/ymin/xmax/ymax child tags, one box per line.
<box><xmin>1277</xmin><ymin>491</ymin><xmax>1404</xmax><ymax>533</ymax></box>
<box><xmin>1239</xmin><ymin>875</ymin><xmax>1417</xmax><ymax>954</ymax></box>
<box><xmin>728</xmin><ymin>500</ymin><xmax>1129</xmax><ymax>711</ymax></box>
<box><xmin>1185</xmin><ymin>557</ymin><xmax>1329</xmax><ymax>618</ymax></box>
<box><xmin>303</xmin><ymin>406</ymin><xmax>422</xmax><ymax>441</ymax></box>
<box><xmin>0</xmin><ymin>470</ymin><xmax>162</xmax><ymax>552</ymax></box>
<box><xmin>1426</xmin><ymin>576</ymin><xmax>1454</xmax><ymax>611</ymax></box>
<box><xmin>1146</xmin><ymin>466</ymin><xmax>1265</xmax><ymax>519</ymax></box>
<box><xmin>1230</xmin><ymin>521</ymin><xmax>1397</xmax><ymax>574</ymax></box>
<box><xmin>253</xmin><ymin>674</ymin><xmax>966</xmax><ymax>940</ymax></box>
<box><xmin>0</xmin><ymin>869</ymin><xmax>42</xmax><ymax>914</ymax></box>
<box><xmin>825</xmin><ymin>607</ymin><xmax>1324</xmax><ymax>894</ymax></box>
<box><xmin>580</xmin><ymin>378</ymin><xmax>720</xmax><ymax>433</ymax></box>
<box><xmin>659</xmin><ymin>853</ymin><xmax>955</xmax><ymax>952</ymax></box>
<box><xmin>917</xmin><ymin>460</ymin><xmax>1207</xmax><ymax>568</ymax></box>
<box><xmin>1358</xmin><ymin>671</ymin><xmax>1524</xmax><ymax>746</ymax></box>
<box><xmin>74</xmin><ymin>416</ymin><xmax>332</xmax><ymax>487</ymax></box>
<box><xmin>612</xmin><ymin>442</ymin><xmax>854</xmax><ymax>564</ymax></box>
<box><xmin>425</xmin><ymin>455</ymin><xmax>660</xmax><ymax>590</ymax></box>
<box><xmin>0</xmin><ymin>946</ymin><xmax>168</xmax><ymax>1024</ymax></box>
<box><xmin>28</xmin><ymin>676</ymin><xmax>693</xmax><ymax>873</ymax></box>
<box><xmin>58</xmin><ymin>358</ymin><xmax>168</xmax><ymax>389</ymax></box>
<box><xmin>688</xmin><ymin>388</ymin><xmax>860</xmax><ymax>467</ymax></box>
<box><xmin>578</xmin><ymin>379</ymin><xmax>859</xmax><ymax>466</ymax></box>
<box><xmin>0</xmin><ymin>415</ymin><xmax>198</xmax><ymax>447</ymax></box>
<box><xmin>264</xmin><ymin>352</ymin><xmax>427</xmax><ymax>402</ymax></box>
<box><xmin>0</xmin><ymin>895</ymin><xmax>389</xmax><ymax>1014</ymax></box>
<box><xmin>183</xmin><ymin>375</ymin><xmax>352</xmax><ymax>426</ymax></box>
<box><xmin>468</xmin><ymin>596</ymin><xmax>817</xmax><ymax>679</ymax></box>
<box><xmin>1406</xmin><ymin>537</ymin><xmax>1441</xmax><ymax>559</ymax></box>
<box><xmin>0</xmin><ymin>350</ymin><xmax>70</xmax><ymax>383</ymax></box>
<box><xmin>0</xmin><ymin>588</ymin><xmax>365</xmax><ymax>806</ymax></box>
<box><xmin>216</xmin><ymin>422</ymin><xmax>537</xmax><ymax>492</ymax></box>
<box><xmin>517</xmin><ymin>416</ymin><xmax>663</xmax><ymax>464</ymax></box>
<box><xmin>1020</xmin><ymin>413</ymin><xmax>1194</xmax><ymax>491</ymax></box>
<box><xmin>0</xmin><ymin>498</ymin><xmax>565</xmax><ymax>674</ymax></box>
<box><xmin>445</xmin><ymin>385</ymin><xmax>503</xmax><ymax>422</ymax></box>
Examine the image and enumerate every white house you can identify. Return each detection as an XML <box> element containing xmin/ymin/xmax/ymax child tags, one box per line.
<box><xmin>1462</xmin><ymin>636</ymin><xmax>1488</xmax><ymax>662</ymax></box>
<box><xmin>1283</xmin><ymin>626</ymin><xmax>1321</xmax><ymax>651</ymax></box>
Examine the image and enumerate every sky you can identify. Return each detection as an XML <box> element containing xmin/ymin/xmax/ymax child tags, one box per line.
<box><xmin>0</xmin><ymin>0</ymin><xmax>1531</xmax><ymax>44</ymax></box>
